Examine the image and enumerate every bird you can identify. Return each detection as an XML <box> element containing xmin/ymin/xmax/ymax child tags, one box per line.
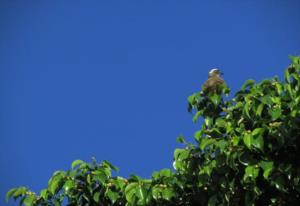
<box><xmin>202</xmin><ymin>68</ymin><xmax>226</xmax><ymax>94</ymax></box>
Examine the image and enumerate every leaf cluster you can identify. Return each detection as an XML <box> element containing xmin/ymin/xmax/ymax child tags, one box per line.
<box><xmin>7</xmin><ymin>56</ymin><xmax>300</xmax><ymax>206</ymax></box>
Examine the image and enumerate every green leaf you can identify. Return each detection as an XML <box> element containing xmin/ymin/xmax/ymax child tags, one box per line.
<box><xmin>222</xmin><ymin>84</ymin><xmax>231</xmax><ymax>95</ymax></box>
<box><xmin>205</xmin><ymin>128</ymin><xmax>222</xmax><ymax>137</ymax></box>
<box><xmin>285</xmin><ymin>83</ymin><xmax>294</xmax><ymax>98</ymax></box>
<box><xmin>269</xmin><ymin>106</ymin><xmax>281</xmax><ymax>120</ymax></box>
<box><xmin>243</xmin><ymin>128</ymin><xmax>265</xmax><ymax>151</ymax></box>
<box><xmin>243</xmin><ymin>101</ymin><xmax>251</xmax><ymax>119</ymax></box>
<box><xmin>93</xmin><ymin>192</ymin><xmax>100</xmax><ymax>203</ymax></box>
<box><xmin>289</xmin><ymin>55</ymin><xmax>300</xmax><ymax>65</ymax></box>
<box><xmin>152</xmin><ymin>186</ymin><xmax>162</xmax><ymax>200</ymax></box>
<box><xmin>49</xmin><ymin>179</ymin><xmax>60</xmax><ymax>195</ymax></box>
<box><xmin>271</xmin><ymin>97</ymin><xmax>281</xmax><ymax>104</ymax></box>
<box><xmin>232</xmin><ymin>136</ymin><xmax>240</xmax><ymax>146</ymax></box>
<box><xmin>174</xmin><ymin>148</ymin><xmax>189</xmax><ymax>161</ymax></box>
<box><xmin>6</xmin><ymin>188</ymin><xmax>17</xmax><ymax>202</ymax></box>
<box><xmin>125</xmin><ymin>183</ymin><xmax>139</xmax><ymax>203</ymax></box>
<box><xmin>136</xmin><ymin>184</ymin><xmax>147</xmax><ymax>204</ymax></box>
<box><xmin>251</xmin><ymin>128</ymin><xmax>264</xmax><ymax>151</ymax></box>
<box><xmin>92</xmin><ymin>170</ymin><xmax>108</xmax><ymax>184</ymax></box>
<box><xmin>173</xmin><ymin>150</ymin><xmax>186</xmax><ymax>170</ymax></box>
<box><xmin>209</xmin><ymin>94</ymin><xmax>221</xmax><ymax>106</ymax></box>
<box><xmin>12</xmin><ymin>187</ymin><xmax>27</xmax><ymax>199</ymax></box>
<box><xmin>176</xmin><ymin>135</ymin><xmax>185</xmax><ymax>143</ymax></box>
<box><xmin>242</xmin><ymin>79</ymin><xmax>255</xmax><ymax>90</ymax></box>
<box><xmin>215</xmin><ymin>118</ymin><xmax>226</xmax><ymax>128</ymax></box>
<box><xmin>63</xmin><ymin>180</ymin><xmax>75</xmax><ymax>192</ymax></box>
<box><xmin>215</xmin><ymin>139</ymin><xmax>227</xmax><ymax>152</ymax></box>
<box><xmin>160</xmin><ymin>169</ymin><xmax>172</xmax><ymax>178</ymax></box>
<box><xmin>243</xmin><ymin>133</ymin><xmax>252</xmax><ymax>149</ymax></box>
<box><xmin>188</xmin><ymin>94</ymin><xmax>196</xmax><ymax>105</ymax></box>
<box><xmin>71</xmin><ymin>159</ymin><xmax>84</xmax><ymax>169</ymax></box>
<box><xmin>152</xmin><ymin>186</ymin><xmax>174</xmax><ymax>201</ymax></box>
<box><xmin>40</xmin><ymin>189</ymin><xmax>49</xmax><ymax>200</ymax></box>
<box><xmin>260</xmin><ymin>95</ymin><xmax>273</xmax><ymax>105</ymax></box>
<box><xmin>252</xmin><ymin>128</ymin><xmax>264</xmax><ymax>136</ymax></box>
<box><xmin>252</xmin><ymin>135</ymin><xmax>264</xmax><ymax>151</ymax></box>
<box><xmin>173</xmin><ymin>160</ymin><xmax>183</xmax><ymax>171</ymax></box>
<box><xmin>256</xmin><ymin>103</ymin><xmax>264</xmax><ymax>117</ymax></box>
<box><xmin>193</xmin><ymin>111</ymin><xmax>203</xmax><ymax>122</ymax></box>
<box><xmin>113</xmin><ymin>177</ymin><xmax>127</xmax><ymax>190</ymax></box>
<box><xmin>106</xmin><ymin>190</ymin><xmax>119</xmax><ymax>204</ymax></box>
<box><xmin>194</xmin><ymin>130</ymin><xmax>203</xmax><ymax>142</ymax></box>
<box><xmin>23</xmin><ymin>195</ymin><xmax>35</xmax><ymax>206</ymax></box>
<box><xmin>129</xmin><ymin>174</ymin><xmax>142</xmax><ymax>182</ymax></box>
<box><xmin>200</xmin><ymin>138</ymin><xmax>216</xmax><ymax>150</ymax></box>
<box><xmin>285</xmin><ymin>68</ymin><xmax>291</xmax><ymax>83</ymax></box>
<box><xmin>162</xmin><ymin>188</ymin><xmax>174</xmax><ymax>201</ymax></box>
<box><xmin>259</xmin><ymin>161</ymin><xmax>273</xmax><ymax>179</ymax></box>
<box><xmin>244</xmin><ymin>165</ymin><xmax>260</xmax><ymax>181</ymax></box>
<box><xmin>202</xmin><ymin>160</ymin><xmax>216</xmax><ymax>176</ymax></box>
<box><xmin>48</xmin><ymin>172</ymin><xmax>65</xmax><ymax>195</ymax></box>
<box><xmin>275</xmin><ymin>82</ymin><xmax>283</xmax><ymax>95</ymax></box>
<box><xmin>102</xmin><ymin>160</ymin><xmax>119</xmax><ymax>172</ymax></box>
<box><xmin>204</xmin><ymin>117</ymin><xmax>213</xmax><ymax>128</ymax></box>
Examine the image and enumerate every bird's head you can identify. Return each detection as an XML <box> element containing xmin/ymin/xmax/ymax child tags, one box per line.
<box><xmin>209</xmin><ymin>68</ymin><xmax>223</xmax><ymax>77</ymax></box>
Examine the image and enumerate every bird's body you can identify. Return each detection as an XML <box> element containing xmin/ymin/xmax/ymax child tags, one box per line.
<box><xmin>202</xmin><ymin>68</ymin><xmax>225</xmax><ymax>94</ymax></box>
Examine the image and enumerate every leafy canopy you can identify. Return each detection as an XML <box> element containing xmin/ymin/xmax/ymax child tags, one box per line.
<box><xmin>7</xmin><ymin>56</ymin><xmax>300</xmax><ymax>206</ymax></box>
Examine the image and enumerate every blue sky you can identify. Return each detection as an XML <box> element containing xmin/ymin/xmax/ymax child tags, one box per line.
<box><xmin>1</xmin><ymin>0</ymin><xmax>300</xmax><ymax>205</ymax></box>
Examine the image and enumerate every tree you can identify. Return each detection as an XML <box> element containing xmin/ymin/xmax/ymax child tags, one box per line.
<box><xmin>7</xmin><ymin>56</ymin><xmax>300</xmax><ymax>206</ymax></box>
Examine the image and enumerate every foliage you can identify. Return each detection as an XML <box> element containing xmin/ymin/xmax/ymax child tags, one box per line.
<box><xmin>7</xmin><ymin>56</ymin><xmax>300</xmax><ymax>205</ymax></box>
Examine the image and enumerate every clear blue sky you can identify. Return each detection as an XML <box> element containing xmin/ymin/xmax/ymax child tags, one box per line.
<box><xmin>1</xmin><ymin>1</ymin><xmax>299</xmax><ymax>205</ymax></box>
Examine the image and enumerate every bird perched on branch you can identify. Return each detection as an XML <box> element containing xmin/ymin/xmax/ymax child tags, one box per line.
<box><xmin>202</xmin><ymin>68</ymin><xmax>226</xmax><ymax>94</ymax></box>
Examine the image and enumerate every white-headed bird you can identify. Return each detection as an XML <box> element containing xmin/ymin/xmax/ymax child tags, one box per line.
<box><xmin>202</xmin><ymin>68</ymin><xmax>226</xmax><ymax>94</ymax></box>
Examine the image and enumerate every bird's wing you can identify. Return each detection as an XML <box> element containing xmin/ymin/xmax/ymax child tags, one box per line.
<box><xmin>215</xmin><ymin>77</ymin><xmax>225</xmax><ymax>85</ymax></box>
<box><xmin>202</xmin><ymin>77</ymin><xmax>225</xmax><ymax>91</ymax></box>
<box><xmin>202</xmin><ymin>78</ymin><xmax>213</xmax><ymax>90</ymax></box>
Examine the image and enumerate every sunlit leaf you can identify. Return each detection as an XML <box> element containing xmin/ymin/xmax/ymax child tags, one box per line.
<box><xmin>71</xmin><ymin>159</ymin><xmax>84</xmax><ymax>169</ymax></box>
<box><xmin>64</xmin><ymin>180</ymin><xmax>75</xmax><ymax>192</ymax></box>
<box><xmin>259</xmin><ymin>161</ymin><xmax>273</xmax><ymax>179</ymax></box>
<box><xmin>250</xmin><ymin>128</ymin><xmax>265</xmax><ymax>151</ymax></box>
<box><xmin>6</xmin><ymin>188</ymin><xmax>17</xmax><ymax>202</ymax></box>
<box><xmin>162</xmin><ymin>188</ymin><xmax>174</xmax><ymax>201</ymax></box>
<box><xmin>93</xmin><ymin>192</ymin><xmax>100</xmax><ymax>203</ymax></box>
<box><xmin>256</xmin><ymin>103</ymin><xmax>264</xmax><ymax>117</ymax></box>
<box><xmin>106</xmin><ymin>190</ymin><xmax>119</xmax><ymax>204</ymax></box>
<box><xmin>40</xmin><ymin>189</ymin><xmax>49</xmax><ymax>200</ymax></box>
<box><xmin>102</xmin><ymin>160</ymin><xmax>119</xmax><ymax>172</ymax></box>
<box><xmin>152</xmin><ymin>186</ymin><xmax>161</xmax><ymax>200</ymax></box>
<box><xmin>193</xmin><ymin>111</ymin><xmax>203</xmax><ymax>122</ymax></box>
<box><xmin>23</xmin><ymin>195</ymin><xmax>35</xmax><ymax>206</ymax></box>
<box><xmin>244</xmin><ymin>165</ymin><xmax>260</xmax><ymax>181</ymax></box>
<box><xmin>204</xmin><ymin>117</ymin><xmax>213</xmax><ymax>128</ymax></box>
<box><xmin>209</xmin><ymin>94</ymin><xmax>221</xmax><ymax>106</ymax></box>
<box><xmin>269</xmin><ymin>106</ymin><xmax>281</xmax><ymax>120</ymax></box>
<box><xmin>241</xmin><ymin>79</ymin><xmax>255</xmax><ymax>91</ymax></box>
<box><xmin>125</xmin><ymin>183</ymin><xmax>139</xmax><ymax>203</ymax></box>
<box><xmin>200</xmin><ymin>138</ymin><xmax>216</xmax><ymax>150</ymax></box>
<box><xmin>160</xmin><ymin>169</ymin><xmax>172</xmax><ymax>178</ymax></box>
<box><xmin>243</xmin><ymin>133</ymin><xmax>252</xmax><ymax>149</ymax></box>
